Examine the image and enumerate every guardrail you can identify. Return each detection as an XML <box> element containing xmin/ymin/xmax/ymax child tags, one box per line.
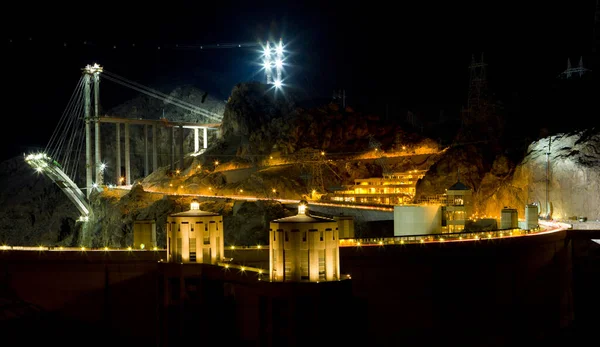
<box><xmin>338</xmin><ymin>227</ymin><xmax>544</xmax><ymax>247</ymax></box>
<box><xmin>0</xmin><ymin>245</ymin><xmax>165</xmax><ymax>251</ymax></box>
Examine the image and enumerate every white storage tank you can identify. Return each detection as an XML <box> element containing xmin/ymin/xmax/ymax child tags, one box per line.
<box><xmin>524</xmin><ymin>204</ymin><xmax>539</xmax><ymax>230</ymax></box>
<box><xmin>394</xmin><ymin>205</ymin><xmax>442</xmax><ymax>236</ymax></box>
<box><xmin>501</xmin><ymin>207</ymin><xmax>518</xmax><ymax>229</ymax></box>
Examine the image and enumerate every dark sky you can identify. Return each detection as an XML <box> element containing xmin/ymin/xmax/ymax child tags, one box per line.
<box><xmin>1</xmin><ymin>0</ymin><xmax>597</xmax><ymax>161</ymax></box>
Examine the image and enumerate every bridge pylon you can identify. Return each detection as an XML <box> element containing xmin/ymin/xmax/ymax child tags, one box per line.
<box><xmin>82</xmin><ymin>63</ymin><xmax>104</xmax><ymax>197</ymax></box>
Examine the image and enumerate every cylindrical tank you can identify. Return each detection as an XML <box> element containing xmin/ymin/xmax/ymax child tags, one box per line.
<box><xmin>524</xmin><ymin>204</ymin><xmax>539</xmax><ymax>230</ymax></box>
<box><xmin>500</xmin><ymin>207</ymin><xmax>518</xmax><ymax>229</ymax></box>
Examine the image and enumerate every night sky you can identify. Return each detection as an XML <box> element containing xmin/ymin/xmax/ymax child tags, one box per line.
<box><xmin>2</xmin><ymin>0</ymin><xmax>596</xmax><ymax>161</ymax></box>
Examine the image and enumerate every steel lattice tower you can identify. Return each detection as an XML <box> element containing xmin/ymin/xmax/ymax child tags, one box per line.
<box><xmin>467</xmin><ymin>53</ymin><xmax>488</xmax><ymax>114</ymax></box>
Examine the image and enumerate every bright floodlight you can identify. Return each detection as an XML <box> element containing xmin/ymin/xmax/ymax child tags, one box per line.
<box><xmin>275</xmin><ymin>59</ymin><xmax>283</xmax><ymax>68</ymax></box>
<box><xmin>100</xmin><ymin>163</ymin><xmax>106</xmax><ymax>171</ymax></box>
<box><xmin>276</xmin><ymin>45</ymin><xmax>283</xmax><ymax>55</ymax></box>
<box><xmin>274</xmin><ymin>80</ymin><xmax>282</xmax><ymax>88</ymax></box>
<box><xmin>298</xmin><ymin>203</ymin><xmax>306</xmax><ymax>215</ymax></box>
<box><xmin>263</xmin><ymin>61</ymin><xmax>271</xmax><ymax>70</ymax></box>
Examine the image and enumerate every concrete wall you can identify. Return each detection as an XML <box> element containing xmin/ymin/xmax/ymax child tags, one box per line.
<box><xmin>393</xmin><ymin>204</ymin><xmax>442</xmax><ymax>236</ymax></box>
<box><xmin>2</xmin><ymin>230</ymin><xmax>598</xmax><ymax>346</ymax></box>
<box><xmin>307</xmin><ymin>204</ymin><xmax>393</xmax><ymax>222</ymax></box>
<box><xmin>0</xmin><ymin>251</ymin><xmax>164</xmax><ymax>345</ymax></box>
<box><xmin>339</xmin><ymin>230</ymin><xmax>574</xmax><ymax>346</ymax></box>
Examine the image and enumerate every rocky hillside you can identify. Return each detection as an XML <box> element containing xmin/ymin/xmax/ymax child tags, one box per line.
<box><xmin>416</xmin><ymin>127</ymin><xmax>600</xmax><ymax>221</ymax></box>
<box><xmin>1</xmin><ymin>79</ymin><xmax>598</xmax><ymax>247</ymax></box>
<box><xmin>0</xmin><ymin>157</ymin><xmax>82</xmax><ymax>246</ymax></box>
<box><xmin>108</xmin><ymin>84</ymin><xmax>226</xmax><ymax>122</ymax></box>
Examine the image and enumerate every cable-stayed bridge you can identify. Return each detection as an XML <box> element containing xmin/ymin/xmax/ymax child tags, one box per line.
<box><xmin>25</xmin><ymin>63</ymin><xmax>223</xmax><ymax>222</ymax></box>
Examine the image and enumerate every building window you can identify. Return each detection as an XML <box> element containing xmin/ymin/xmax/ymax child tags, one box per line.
<box><xmin>176</xmin><ymin>238</ymin><xmax>182</xmax><ymax>262</ymax></box>
<box><xmin>284</xmin><ymin>250</ymin><xmax>292</xmax><ymax>280</ymax></box>
<box><xmin>301</xmin><ymin>250</ymin><xmax>309</xmax><ymax>280</ymax></box>
<box><xmin>204</xmin><ymin>230</ymin><xmax>210</xmax><ymax>245</ymax></box>
<box><xmin>302</xmin><ymin>232</ymin><xmax>307</xmax><ymax>242</ymax></box>
<box><xmin>273</xmin><ymin>231</ymin><xmax>276</xmax><ymax>241</ymax></box>
<box><xmin>189</xmin><ymin>238</ymin><xmax>196</xmax><ymax>262</ymax></box>
<box><xmin>285</xmin><ymin>232</ymin><xmax>289</xmax><ymax>242</ymax></box>
<box><xmin>320</xmin><ymin>231</ymin><xmax>324</xmax><ymax>241</ymax></box>
<box><xmin>318</xmin><ymin>250</ymin><xmax>325</xmax><ymax>280</ymax></box>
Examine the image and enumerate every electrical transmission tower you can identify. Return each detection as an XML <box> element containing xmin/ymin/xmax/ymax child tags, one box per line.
<box><xmin>558</xmin><ymin>56</ymin><xmax>591</xmax><ymax>79</ymax></box>
<box><xmin>457</xmin><ymin>53</ymin><xmax>497</xmax><ymax>143</ymax></box>
<box><xmin>368</xmin><ymin>135</ymin><xmax>390</xmax><ymax>176</ymax></box>
<box><xmin>467</xmin><ymin>53</ymin><xmax>488</xmax><ymax>118</ymax></box>
<box><xmin>296</xmin><ymin>148</ymin><xmax>341</xmax><ymax>194</ymax></box>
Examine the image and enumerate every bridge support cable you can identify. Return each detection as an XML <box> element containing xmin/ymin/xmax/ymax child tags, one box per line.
<box><xmin>101</xmin><ymin>73</ymin><xmax>222</xmax><ymax>122</ymax></box>
<box><xmin>44</xmin><ymin>76</ymin><xmax>87</xmax><ymax>181</ymax></box>
<box><xmin>101</xmin><ymin>70</ymin><xmax>223</xmax><ymax>122</ymax></box>
<box><xmin>26</xmin><ymin>77</ymin><xmax>91</xmax><ymax>218</ymax></box>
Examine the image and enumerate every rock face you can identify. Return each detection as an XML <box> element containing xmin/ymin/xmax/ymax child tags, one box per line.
<box><xmin>108</xmin><ymin>84</ymin><xmax>226</xmax><ymax>122</ymax></box>
<box><xmin>220</xmin><ymin>82</ymin><xmax>295</xmax><ymax>139</ymax></box>
<box><xmin>415</xmin><ymin>128</ymin><xmax>600</xmax><ymax>221</ymax></box>
<box><xmin>507</xmin><ymin>128</ymin><xmax>600</xmax><ymax>221</ymax></box>
<box><xmin>0</xmin><ymin>157</ymin><xmax>82</xmax><ymax>246</ymax></box>
<box><xmin>89</xmin><ymin>186</ymin><xmax>291</xmax><ymax>248</ymax></box>
<box><xmin>2</xmin><ymin>77</ymin><xmax>598</xmax><ymax>246</ymax></box>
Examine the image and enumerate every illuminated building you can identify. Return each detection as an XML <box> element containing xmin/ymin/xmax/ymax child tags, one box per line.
<box><xmin>444</xmin><ymin>180</ymin><xmax>473</xmax><ymax>233</ymax></box>
<box><xmin>333</xmin><ymin>214</ymin><xmax>355</xmax><ymax>238</ymax></box>
<box><xmin>325</xmin><ymin>169</ymin><xmax>427</xmax><ymax>205</ymax></box>
<box><xmin>133</xmin><ymin>220</ymin><xmax>157</xmax><ymax>249</ymax></box>
<box><xmin>270</xmin><ymin>200</ymin><xmax>341</xmax><ymax>282</ymax></box>
<box><xmin>523</xmin><ymin>203</ymin><xmax>540</xmax><ymax>230</ymax></box>
<box><xmin>166</xmin><ymin>199</ymin><xmax>224</xmax><ymax>264</ymax></box>
<box><xmin>394</xmin><ymin>204</ymin><xmax>442</xmax><ymax>236</ymax></box>
<box><xmin>501</xmin><ymin>207</ymin><xmax>518</xmax><ymax>229</ymax></box>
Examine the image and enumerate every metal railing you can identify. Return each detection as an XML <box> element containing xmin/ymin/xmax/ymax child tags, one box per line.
<box><xmin>338</xmin><ymin>227</ymin><xmax>544</xmax><ymax>247</ymax></box>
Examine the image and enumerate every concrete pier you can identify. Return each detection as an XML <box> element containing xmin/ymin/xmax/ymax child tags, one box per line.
<box><xmin>125</xmin><ymin>123</ymin><xmax>131</xmax><ymax>185</ymax></box>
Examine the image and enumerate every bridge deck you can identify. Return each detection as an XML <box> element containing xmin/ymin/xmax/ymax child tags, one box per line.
<box><xmin>99</xmin><ymin>116</ymin><xmax>221</xmax><ymax>128</ymax></box>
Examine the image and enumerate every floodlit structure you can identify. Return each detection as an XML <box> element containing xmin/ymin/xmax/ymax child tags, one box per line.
<box><xmin>444</xmin><ymin>180</ymin><xmax>473</xmax><ymax>233</ymax></box>
<box><xmin>500</xmin><ymin>208</ymin><xmax>518</xmax><ymax>229</ymax></box>
<box><xmin>524</xmin><ymin>204</ymin><xmax>539</xmax><ymax>230</ymax></box>
<box><xmin>270</xmin><ymin>200</ymin><xmax>340</xmax><ymax>282</ymax></box>
<box><xmin>82</xmin><ymin>63</ymin><xmax>103</xmax><ymax>197</ymax></box>
<box><xmin>333</xmin><ymin>215</ymin><xmax>355</xmax><ymax>238</ymax></box>
<box><xmin>393</xmin><ymin>204</ymin><xmax>442</xmax><ymax>236</ymax></box>
<box><xmin>166</xmin><ymin>199</ymin><xmax>224</xmax><ymax>264</ymax></box>
<box><xmin>326</xmin><ymin>169</ymin><xmax>427</xmax><ymax>205</ymax></box>
<box><xmin>133</xmin><ymin>220</ymin><xmax>157</xmax><ymax>249</ymax></box>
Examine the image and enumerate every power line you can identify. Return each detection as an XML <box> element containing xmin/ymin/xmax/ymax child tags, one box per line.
<box><xmin>4</xmin><ymin>37</ymin><xmax>261</xmax><ymax>51</ymax></box>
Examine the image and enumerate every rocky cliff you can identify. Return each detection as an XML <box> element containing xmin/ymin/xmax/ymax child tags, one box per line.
<box><xmin>1</xmin><ymin>78</ymin><xmax>598</xmax><ymax>246</ymax></box>
<box><xmin>0</xmin><ymin>157</ymin><xmax>82</xmax><ymax>246</ymax></box>
<box><xmin>416</xmin><ymin>128</ymin><xmax>600</xmax><ymax>221</ymax></box>
<box><xmin>505</xmin><ymin>128</ymin><xmax>600</xmax><ymax>221</ymax></box>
